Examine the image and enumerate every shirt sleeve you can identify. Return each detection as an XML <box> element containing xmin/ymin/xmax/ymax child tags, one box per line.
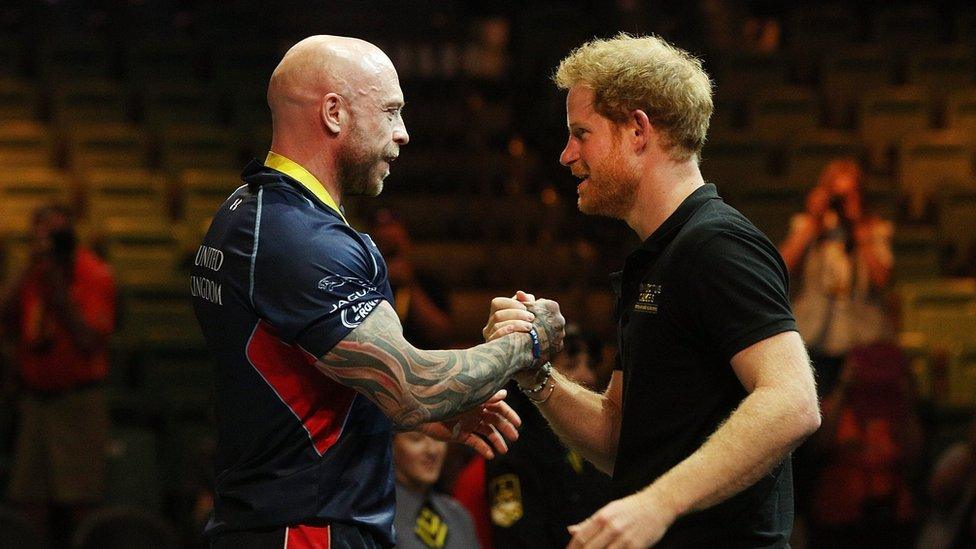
<box><xmin>687</xmin><ymin>228</ymin><xmax>797</xmax><ymax>363</ymax></box>
<box><xmin>253</xmin><ymin>213</ymin><xmax>388</xmax><ymax>358</ymax></box>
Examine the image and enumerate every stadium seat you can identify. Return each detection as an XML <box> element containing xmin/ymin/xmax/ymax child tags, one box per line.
<box><xmin>897</xmin><ymin>130</ymin><xmax>973</xmax><ymax>220</ymax></box>
<box><xmin>873</xmin><ymin>5</ymin><xmax>944</xmax><ymax>52</ymax></box>
<box><xmin>822</xmin><ymin>46</ymin><xmax>896</xmax><ymax>126</ymax></box>
<box><xmin>937</xmin><ymin>188</ymin><xmax>976</xmax><ymax>267</ymax></box>
<box><xmin>858</xmin><ymin>86</ymin><xmax>932</xmax><ymax>169</ymax></box>
<box><xmin>98</xmin><ymin>218</ymin><xmax>180</xmax><ymax>287</ymax></box>
<box><xmin>124</xmin><ymin>41</ymin><xmax>199</xmax><ymax>86</ymax></box>
<box><xmin>945</xmin><ymin>88</ymin><xmax>976</xmax><ymax>143</ymax></box>
<box><xmin>700</xmin><ymin>132</ymin><xmax>774</xmax><ymax>199</ymax></box>
<box><xmin>784</xmin><ymin>129</ymin><xmax>866</xmax><ymax>190</ymax></box>
<box><xmin>179</xmin><ymin>168</ymin><xmax>239</xmax><ymax>229</ymax></box>
<box><xmin>0</xmin><ymin>35</ymin><xmax>25</xmax><ymax>77</ymax></box>
<box><xmin>747</xmin><ymin>86</ymin><xmax>821</xmax><ymax>142</ymax></box>
<box><xmin>141</xmin><ymin>82</ymin><xmax>222</xmax><ymax>130</ymax></box>
<box><xmin>0</xmin><ymin>167</ymin><xmax>71</xmax><ymax>233</ymax></box>
<box><xmin>892</xmin><ymin>227</ymin><xmax>943</xmax><ymax>281</ymax></box>
<box><xmin>0</xmin><ymin>507</ymin><xmax>40</xmax><ymax>549</ymax></box>
<box><xmin>37</xmin><ymin>35</ymin><xmax>112</xmax><ymax>81</ymax></box>
<box><xmin>51</xmin><ymin>79</ymin><xmax>131</xmax><ymax>125</ymax></box>
<box><xmin>0</xmin><ymin>78</ymin><xmax>39</xmax><ymax>121</ymax></box>
<box><xmin>80</xmin><ymin>168</ymin><xmax>170</xmax><ymax>224</ymax></box>
<box><xmin>104</xmin><ymin>429</ymin><xmax>164</xmax><ymax>512</ymax></box>
<box><xmin>0</xmin><ymin>121</ymin><xmax>55</xmax><ymax>168</ymax></box>
<box><xmin>74</xmin><ymin>506</ymin><xmax>180</xmax><ymax>549</ymax></box>
<box><xmin>66</xmin><ymin>124</ymin><xmax>150</xmax><ymax>169</ymax></box>
<box><xmin>899</xmin><ymin>278</ymin><xmax>976</xmax><ymax>353</ymax></box>
<box><xmin>785</xmin><ymin>5</ymin><xmax>858</xmax><ymax>82</ymax></box>
<box><xmin>725</xmin><ymin>186</ymin><xmax>803</xmax><ymax>245</ymax></box>
<box><xmin>159</xmin><ymin>125</ymin><xmax>239</xmax><ymax>170</ymax></box>
<box><xmin>906</xmin><ymin>46</ymin><xmax>976</xmax><ymax>107</ymax></box>
<box><xmin>713</xmin><ymin>52</ymin><xmax>788</xmax><ymax>103</ymax></box>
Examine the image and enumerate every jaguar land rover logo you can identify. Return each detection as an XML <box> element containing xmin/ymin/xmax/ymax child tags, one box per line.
<box><xmin>341</xmin><ymin>299</ymin><xmax>380</xmax><ymax>328</ymax></box>
<box><xmin>318</xmin><ymin>275</ymin><xmax>358</xmax><ymax>292</ymax></box>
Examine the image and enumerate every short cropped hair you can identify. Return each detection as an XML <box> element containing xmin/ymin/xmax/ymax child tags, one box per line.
<box><xmin>554</xmin><ymin>33</ymin><xmax>713</xmax><ymax>161</ymax></box>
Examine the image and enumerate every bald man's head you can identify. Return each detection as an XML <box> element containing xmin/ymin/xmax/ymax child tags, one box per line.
<box><xmin>267</xmin><ymin>35</ymin><xmax>395</xmax><ymax>113</ymax></box>
<box><xmin>267</xmin><ymin>35</ymin><xmax>409</xmax><ymax>198</ymax></box>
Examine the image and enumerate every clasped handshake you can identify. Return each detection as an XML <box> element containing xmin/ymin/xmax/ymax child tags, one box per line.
<box><xmin>426</xmin><ymin>291</ymin><xmax>566</xmax><ymax>460</ymax></box>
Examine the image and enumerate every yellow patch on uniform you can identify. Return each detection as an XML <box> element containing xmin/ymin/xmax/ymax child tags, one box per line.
<box><xmin>566</xmin><ymin>450</ymin><xmax>584</xmax><ymax>475</ymax></box>
<box><xmin>489</xmin><ymin>474</ymin><xmax>524</xmax><ymax>527</ymax></box>
<box><xmin>414</xmin><ymin>506</ymin><xmax>448</xmax><ymax>549</ymax></box>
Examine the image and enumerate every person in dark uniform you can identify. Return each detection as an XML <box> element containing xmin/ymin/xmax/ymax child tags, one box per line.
<box><xmin>191</xmin><ymin>35</ymin><xmax>565</xmax><ymax>549</ymax></box>
<box><xmin>483</xmin><ymin>34</ymin><xmax>820</xmax><ymax>548</ymax></box>
<box><xmin>486</xmin><ymin>329</ymin><xmax>612</xmax><ymax>548</ymax></box>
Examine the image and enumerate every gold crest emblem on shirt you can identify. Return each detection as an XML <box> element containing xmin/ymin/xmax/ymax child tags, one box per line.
<box><xmin>634</xmin><ymin>283</ymin><xmax>662</xmax><ymax>313</ymax></box>
<box><xmin>414</xmin><ymin>506</ymin><xmax>448</xmax><ymax>549</ymax></box>
<box><xmin>489</xmin><ymin>474</ymin><xmax>524</xmax><ymax>527</ymax></box>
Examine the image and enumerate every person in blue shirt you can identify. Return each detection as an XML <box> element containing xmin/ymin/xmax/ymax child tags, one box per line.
<box><xmin>191</xmin><ymin>35</ymin><xmax>565</xmax><ymax>549</ymax></box>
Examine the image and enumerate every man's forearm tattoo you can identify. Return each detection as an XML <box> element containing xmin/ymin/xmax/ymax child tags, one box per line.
<box><xmin>315</xmin><ymin>303</ymin><xmax>530</xmax><ymax>427</ymax></box>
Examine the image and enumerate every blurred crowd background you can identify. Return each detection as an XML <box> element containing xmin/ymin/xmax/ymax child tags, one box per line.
<box><xmin>0</xmin><ymin>0</ymin><xmax>976</xmax><ymax>547</ymax></box>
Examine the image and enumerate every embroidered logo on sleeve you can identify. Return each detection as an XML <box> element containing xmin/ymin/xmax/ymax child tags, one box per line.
<box><xmin>634</xmin><ymin>283</ymin><xmax>662</xmax><ymax>314</ymax></box>
<box><xmin>414</xmin><ymin>504</ymin><xmax>448</xmax><ymax>549</ymax></box>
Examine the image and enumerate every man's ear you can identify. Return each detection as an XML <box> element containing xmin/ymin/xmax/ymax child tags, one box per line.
<box><xmin>631</xmin><ymin>109</ymin><xmax>652</xmax><ymax>153</ymax></box>
<box><xmin>322</xmin><ymin>93</ymin><xmax>343</xmax><ymax>134</ymax></box>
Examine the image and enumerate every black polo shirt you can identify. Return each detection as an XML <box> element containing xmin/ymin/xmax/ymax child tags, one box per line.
<box><xmin>611</xmin><ymin>184</ymin><xmax>797</xmax><ymax>548</ymax></box>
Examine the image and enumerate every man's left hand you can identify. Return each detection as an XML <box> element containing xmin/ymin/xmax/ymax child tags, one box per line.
<box><xmin>567</xmin><ymin>490</ymin><xmax>676</xmax><ymax>549</ymax></box>
<box><xmin>417</xmin><ymin>389</ymin><xmax>521</xmax><ymax>459</ymax></box>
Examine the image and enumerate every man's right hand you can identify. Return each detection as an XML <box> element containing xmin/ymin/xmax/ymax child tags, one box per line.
<box><xmin>483</xmin><ymin>291</ymin><xmax>565</xmax><ymax>368</ymax></box>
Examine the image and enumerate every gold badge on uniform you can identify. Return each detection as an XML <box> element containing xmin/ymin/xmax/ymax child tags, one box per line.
<box><xmin>489</xmin><ymin>474</ymin><xmax>524</xmax><ymax>527</ymax></box>
<box><xmin>634</xmin><ymin>283</ymin><xmax>662</xmax><ymax>313</ymax></box>
<box><xmin>414</xmin><ymin>505</ymin><xmax>448</xmax><ymax>549</ymax></box>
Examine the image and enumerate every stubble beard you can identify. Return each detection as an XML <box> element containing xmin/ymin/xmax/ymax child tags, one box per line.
<box><xmin>578</xmin><ymin>145</ymin><xmax>639</xmax><ymax>220</ymax></box>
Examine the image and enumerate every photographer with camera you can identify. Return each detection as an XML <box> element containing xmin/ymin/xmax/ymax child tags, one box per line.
<box><xmin>1</xmin><ymin>204</ymin><xmax>117</xmax><ymax>547</ymax></box>
<box><xmin>780</xmin><ymin>159</ymin><xmax>894</xmax><ymax>395</ymax></box>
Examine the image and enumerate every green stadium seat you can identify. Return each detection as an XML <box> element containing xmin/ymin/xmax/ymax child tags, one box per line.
<box><xmin>0</xmin><ymin>35</ymin><xmax>26</xmax><ymax>77</ymax></box>
<box><xmin>785</xmin><ymin>5</ymin><xmax>858</xmax><ymax>82</ymax></box>
<box><xmin>784</xmin><ymin>130</ymin><xmax>865</xmax><ymax>190</ymax></box>
<box><xmin>713</xmin><ymin>52</ymin><xmax>788</xmax><ymax>103</ymax></box>
<box><xmin>873</xmin><ymin>5</ymin><xmax>943</xmax><ymax>52</ymax></box>
<box><xmin>725</xmin><ymin>186</ymin><xmax>803</xmax><ymax>245</ymax></box>
<box><xmin>937</xmin><ymin>188</ymin><xmax>976</xmax><ymax>266</ymax></box>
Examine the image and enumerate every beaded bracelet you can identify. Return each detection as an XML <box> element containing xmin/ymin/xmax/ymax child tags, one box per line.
<box><xmin>526</xmin><ymin>382</ymin><xmax>555</xmax><ymax>404</ymax></box>
<box><xmin>519</xmin><ymin>362</ymin><xmax>552</xmax><ymax>394</ymax></box>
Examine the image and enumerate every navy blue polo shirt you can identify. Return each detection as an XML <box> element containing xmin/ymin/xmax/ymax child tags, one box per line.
<box><xmin>191</xmin><ymin>157</ymin><xmax>396</xmax><ymax>545</ymax></box>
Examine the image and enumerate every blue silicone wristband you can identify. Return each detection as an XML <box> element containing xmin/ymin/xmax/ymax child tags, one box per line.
<box><xmin>528</xmin><ymin>327</ymin><xmax>542</xmax><ymax>360</ymax></box>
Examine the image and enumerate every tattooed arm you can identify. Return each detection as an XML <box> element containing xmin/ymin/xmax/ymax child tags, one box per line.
<box><xmin>314</xmin><ymin>299</ymin><xmax>564</xmax><ymax>429</ymax></box>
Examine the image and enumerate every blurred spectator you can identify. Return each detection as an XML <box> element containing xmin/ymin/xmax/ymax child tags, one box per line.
<box><xmin>919</xmin><ymin>417</ymin><xmax>976</xmax><ymax>549</ymax></box>
<box><xmin>393</xmin><ymin>431</ymin><xmax>481</xmax><ymax>549</ymax></box>
<box><xmin>483</xmin><ymin>327</ymin><xmax>612</xmax><ymax>548</ymax></box>
<box><xmin>0</xmin><ymin>204</ymin><xmax>116</xmax><ymax>547</ymax></box>
<box><xmin>808</xmin><ymin>343</ymin><xmax>924</xmax><ymax>548</ymax></box>
<box><xmin>780</xmin><ymin>159</ymin><xmax>894</xmax><ymax>395</ymax></box>
<box><xmin>372</xmin><ymin>209</ymin><xmax>453</xmax><ymax>349</ymax></box>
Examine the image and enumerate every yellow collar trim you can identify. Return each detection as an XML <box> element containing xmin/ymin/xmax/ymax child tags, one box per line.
<box><xmin>264</xmin><ymin>151</ymin><xmax>348</xmax><ymax>225</ymax></box>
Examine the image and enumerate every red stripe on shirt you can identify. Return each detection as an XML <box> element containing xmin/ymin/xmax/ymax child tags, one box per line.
<box><xmin>246</xmin><ymin>321</ymin><xmax>355</xmax><ymax>455</ymax></box>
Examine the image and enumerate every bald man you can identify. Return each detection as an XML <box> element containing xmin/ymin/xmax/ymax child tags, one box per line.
<box><xmin>191</xmin><ymin>36</ymin><xmax>565</xmax><ymax>548</ymax></box>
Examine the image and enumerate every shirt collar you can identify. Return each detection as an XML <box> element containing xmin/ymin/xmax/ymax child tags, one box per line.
<box><xmin>264</xmin><ymin>151</ymin><xmax>348</xmax><ymax>225</ymax></box>
<box><xmin>638</xmin><ymin>183</ymin><xmax>720</xmax><ymax>253</ymax></box>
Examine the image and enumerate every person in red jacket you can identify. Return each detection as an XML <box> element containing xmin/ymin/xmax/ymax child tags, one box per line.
<box><xmin>1</xmin><ymin>204</ymin><xmax>116</xmax><ymax>547</ymax></box>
